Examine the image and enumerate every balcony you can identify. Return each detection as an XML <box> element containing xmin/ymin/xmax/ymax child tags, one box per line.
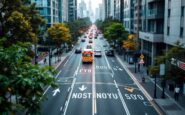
<box><xmin>147</xmin><ymin>8</ymin><xmax>164</xmax><ymax>19</ymax></box>
<box><xmin>148</xmin><ymin>0</ymin><xmax>162</xmax><ymax>3</ymax></box>
<box><xmin>139</xmin><ymin>31</ymin><xmax>164</xmax><ymax>43</ymax></box>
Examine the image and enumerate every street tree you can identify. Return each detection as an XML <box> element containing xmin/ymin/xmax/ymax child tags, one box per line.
<box><xmin>95</xmin><ymin>18</ymin><xmax>120</xmax><ymax>34</ymax></box>
<box><xmin>149</xmin><ymin>41</ymin><xmax>185</xmax><ymax>84</ymax></box>
<box><xmin>46</xmin><ymin>23</ymin><xmax>71</xmax><ymax>61</ymax></box>
<box><xmin>104</xmin><ymin>22</ymin><xmax>128</xmax><ymax>48</ymax></box>
<box><xmin>123</xmin><ymin>34</ymin><xmax>138</xmax><ymax>51</ymax></box>
<box><xmin>0</xmin><ymin>42</ymin><xmax>57</xmax><ymax>114</ymax></box>
<box><xmin>66</xmin><ymin>17</ymin><xmax>91</xmax><ymax>44</ymax></box>
<box><xmin>0</xmin><ymin>0</ymin><xmax>45</xmax><ymax>46</ymax></box>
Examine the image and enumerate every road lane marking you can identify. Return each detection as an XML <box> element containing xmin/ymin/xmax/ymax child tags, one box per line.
<box><xmin>124</xmin><ymin>94</ymin><xmax>144</xmax><ymax>100</ymax></box>
<box><xmin>92</xmin><ymin>51</ymin><xmax>97</xmax><ymax>115</ymax></box>
<box><xmin>60</xmin><ymin>106</ymin><xmax>63</xmax><ymax>111</ymax></box>
<box><xmin>116</xmin><ymin>55</ymin><xmax>165</xmax><ymax>115</ymax></box>
<box><xmin>67</xmin><ymin>87</ymin><xmax>70</xmax><ymax>92</ymax></box>
<box><xmin>115</xmin><ymin>55</ymin><xmax>152</xmax><ymax>101</ymax></box>
<box><xmin>55</xmin><ymin>70</ymin><xmax>62</xmax><ymax>79</ymax></box>
<box><xmin>104</xmin><ymin>53</ymin><xmax>114</xmax><ymax>76</ymax></box>
<box><xmin>117</xmin><ymin>89</ymin><xmax>131</xmax><ymax>115</ymax></box>
<box><xmin>52</xmin><ymin>88</ymin><xmax>60</xmax><ymax>96</ymax></box>
<box><xmin>104</xmin><ymin>54</ymin><xmax>130</xmax><ymax>115</ymax></box>
<box><xmin>62</xmin><ymin>56</ymin><xmax>82</xmax><ymax>115</ymax></box>
<box><xmin>124</xmin><ymin>87</ymin><xmax>134</xmax><ymax>93</ymax></box>
<box><xmin>113</xmin><ymin>79</ymin><xmax>130</xmax><ymax>115</ymax></box>
<box><xmin>63</xmin><ymin>77</ymin><xmax>76</xmax><ymax>115</ymax></box>
<box><xmin>71</xmin><ymin>93</ymin><xmax>118</xmax><ymax>99</ymax></box>
<box><xmin>78</xmin><ymin>85</ymin><xmax>87</xmax><ymax>91</ymax></box>
<box><xmin>43</xmin><ymin>86</ymin><xmax>51</xmax><ymax>96</ymax></box>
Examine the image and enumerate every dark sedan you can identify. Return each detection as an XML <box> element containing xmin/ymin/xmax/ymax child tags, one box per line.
<box><xmin>105</xmin><ymin>48</ymin><xmax>114</xmax><ymax>56</ymax></box>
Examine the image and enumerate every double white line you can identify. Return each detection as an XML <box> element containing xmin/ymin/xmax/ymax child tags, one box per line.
<box><xmin>104</xmin><ymin>53</ymin><xmax>131</xmax><ymax>115</ymax></box>
<box><xmin>92</xmin><ymin>31</ymin><xmax>97</xmax><ymax>115</ymax></box>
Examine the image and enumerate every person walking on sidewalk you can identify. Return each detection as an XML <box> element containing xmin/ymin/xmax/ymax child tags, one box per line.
<box><xmin>174</xmin><ymin>85</ymin><xmax>180</xmax><ymax>101</ymax></box>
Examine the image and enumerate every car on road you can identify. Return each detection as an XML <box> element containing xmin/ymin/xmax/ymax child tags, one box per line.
<box><xmin>86</xmin><ymin>44</ymin><xmax>92</xmax><ymax>49</ymax></box>
<box><xmin>94</xmin><ymin>50</ymin><xmax>102</xmax><ymax>57</ymax></box>
<box><xmin>89</xmin><ymin>39</ymin><xmax>93</xmax><ymax>43</ymax></box>
<box><xmin>105</xmin><ymin>48</ymin><xmax>114</xmax><ymax>56</ymax></box>
<box><xmin>81</xmin><ymin>38</ymin><xmax>85</xmax><ymax>42</ymax></box>
<box><xmin>75</xmin><ymin>47</ymin><xmax>82</xmax><ymax>54</ymax></box>
<box><xmin>103</xmin><ymin>44</ymin><xmax>107</xmax><ymax>47</ymax></box>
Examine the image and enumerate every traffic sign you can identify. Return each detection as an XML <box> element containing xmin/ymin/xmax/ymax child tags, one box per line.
<box><xmin>139</xmin><ymin>59</ymin><xmax>144</xmax><ymax>64</ymax></box>
<box><xmin>140</xmin><ymin>54</ymin><xmax>144</xmax><ymax>59</ymax></box>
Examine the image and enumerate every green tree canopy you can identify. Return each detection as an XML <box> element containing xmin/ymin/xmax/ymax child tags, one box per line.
<box><xmin>104</xmin><ymin>22</ymin><xmax>128</xmax><ymax>47</ymax></box>
<box><xmin>66</xmin><ymin>17</ymin><xmax>91</xmax><ymax>43</ymax></box>
<box><xmin>0</xmin><ymin>43</ymin><xmax>57</xmax><ymax>114</ymax></box>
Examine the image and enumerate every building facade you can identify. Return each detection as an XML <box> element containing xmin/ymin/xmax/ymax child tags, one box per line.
<box><xmin>139</xmin><ymin>0</ymin><xmax>165</xmax><ymax>65</ymax></box>
<box><xmin>68</xmin><ymin>0</ymin><xmax>77</xmax><ymax>21</ymax></box>
<box><xmin>30</xmin><ymin>0</ymin><xmax>60</xmax><ymax>27</ymax></box>
<box><xmin>78</xmin><ymin>0</ymin><xmax>87</xmax><ymax>18</ymax></box>
<box><xmin>164</xmin><ymin>0</ymin><xmax>185</xmax><ymax>47</ymax></box>
<box><xmin>99</xmin><ymin>4</ymin><xmax>104</xmax><ymax>20</ymax></box>
<box><xmin>124</xmin><ymin>0</ymin><xmax>134</xmax><ymax>33</ymax></box>
<box><xmin>62</xmin><ymin>0</ymin><xmax>68</xmax><ymax>22</ymax></box>
<box><xmin>114</xmin><ymin>0</ymin><xmax>121</xmax><ymax>20</ymax></box>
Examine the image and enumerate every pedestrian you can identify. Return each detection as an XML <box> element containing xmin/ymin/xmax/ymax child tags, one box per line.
<box><xmin>44</xmin><ymin>58</ymin><xmax>47</xmax><ymax>64</ymax></box>
<box><xmin>174</xmin><ymin>85</ymin><xmax>180</xmax><ymax>101</ymax></box>
<box><xmin>138</xmin><ymin>64</ymin><xmax>140</xmax><ymax>72</ymax></box>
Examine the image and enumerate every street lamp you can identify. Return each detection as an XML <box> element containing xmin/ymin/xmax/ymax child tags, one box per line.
<box><xmin>161</xmin><ymin>80</ymin><xmax>166</xmax><ymax>98</ymax></box>
<box><xmin>49</xmin><ymin>47</ymin><xmax>52</xmax><ymax>66</ymax></box>
<box><xmin>154</xmin><ymin>74</ymin><xmax>157</xmax><ymax>98</ymax></box>
<box><xmin>34</xmin><ymin>43</ymin><xmax>38</xmax><ymax>65</ymax></box>
<box><xmin>151</xmin><ymin>66</ymin><xmax>158</xmax><ymax>98</ymax></box>
<box><xmin>160</xmin><ymin>63</ymin><xmax>166</xmax><ymax>98</ymax></box>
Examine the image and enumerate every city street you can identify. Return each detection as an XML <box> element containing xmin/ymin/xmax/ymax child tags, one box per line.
<box><xmin>40</xmin><ymin>29</ymin><xmax>159</xmax><ymax>115</ymax></box>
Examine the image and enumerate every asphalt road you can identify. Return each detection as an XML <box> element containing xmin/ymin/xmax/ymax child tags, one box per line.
<box><xmin>41</xmin><ymin>28</ymin><xmax>159</xmax><ymax>115</ymax></box>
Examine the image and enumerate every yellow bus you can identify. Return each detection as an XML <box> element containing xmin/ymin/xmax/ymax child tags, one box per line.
<box><xmin>82</xmin><ymin>49</ymin><xmax>93</xmax><ymax>63</ymax></box>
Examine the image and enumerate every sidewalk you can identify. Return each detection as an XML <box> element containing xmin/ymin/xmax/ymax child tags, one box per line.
<box><xmin>37</xmin><ymin>48</ymin><xmax>74</xmax><ymax>71</ymax></box>
<box><xmin>116</xmin><ymin>54</ymin><xmax>185</xmax><ymax>115</ymax></box>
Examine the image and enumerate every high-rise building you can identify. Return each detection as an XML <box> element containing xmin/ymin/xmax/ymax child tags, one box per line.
<box><xmin>104</xmin><ymin>0</ymin><xmax>112</xmax><ymax>18</ymax></box>
<box><xmin>114</xmin><ymin>0</ymin><xmax>121</xmax><ymax>20</ymax></box>
<box><xmin>124</xmin><ymin>0</ymin><xmax>134</xmax><ymax>33</ymax></box>
<box><xmin>139</xmin><ymin>0</ymin><xmax>165</xmax><ymax>65</ymax></box>
<box><xmin>30</xmin><ymin>0</ymin><xmax>61</xmax><ymax>27</ymax></box>
<box><xmin>164</xmin><ymin>0</ymin><xmax>185</xmax><ymax>47</ymax></box>
<box><xmin>99</xmin><ymin>4</ymin><xmax>104</xmax><ymax>20</ymax></box>
<box><xmin>78</xmin><ymin>0</ymin><xmax>87</xmax><ymax>18</ymax></box>
<box><xmin>68</xmin><ymin>0</ymin><xmax>77</xmax><ymax>21</ymax></box>
<box><xmin>62</xmin><ymin>0</ymin><xmax>68</xmax><ymax>22</ymax></box>
<box><xmin>95</xmin><ymin>7</ymin><xmax>99</xmax><ymax>20</ymax></box>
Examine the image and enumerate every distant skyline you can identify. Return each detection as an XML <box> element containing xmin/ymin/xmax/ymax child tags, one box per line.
<box><xmin>77</xmin><ymin>0</ymin><xmax>102</xmax><ymax>13</ymax></box>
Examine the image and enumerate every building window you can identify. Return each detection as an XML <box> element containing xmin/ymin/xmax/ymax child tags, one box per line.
<box><xmin>181</xmin><ymin>6</ymin><xmax>184</xmax><ymax>17</ymax></box>
<box><xmin>180</xmin><ymin>27</ymin><xmax>183</xmax><ymax>37</ymax></box>
<box><xmin>168</xmin><ymin>9</ymin><xmax>171</xmax><ymax>17</ymax></box>
<box><xmin>167</xmin><ymin>26</ymin><xmax>170</xmax><ymax>35</ymax></box>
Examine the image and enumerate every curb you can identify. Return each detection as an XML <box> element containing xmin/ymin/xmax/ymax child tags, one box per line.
<box><xmin>152</xmin><ymin>99</ymin><xmax>166</xmax><ymax>115</ymax></box>
<box><xmin>54</xmin><ymin>46</ymin><xmax>76</xmax><ymax>71</ymax></box>
<box><xmin>115</xmin><ymin>54</ymin><xmax>165</xmax><ymax>115</ymax></box>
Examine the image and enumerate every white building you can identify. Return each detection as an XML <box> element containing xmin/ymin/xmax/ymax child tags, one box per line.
<box><xmin>164</xmin><ymin>0</ymin><xmax>185</xmax><ymax>47</ymax></box>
